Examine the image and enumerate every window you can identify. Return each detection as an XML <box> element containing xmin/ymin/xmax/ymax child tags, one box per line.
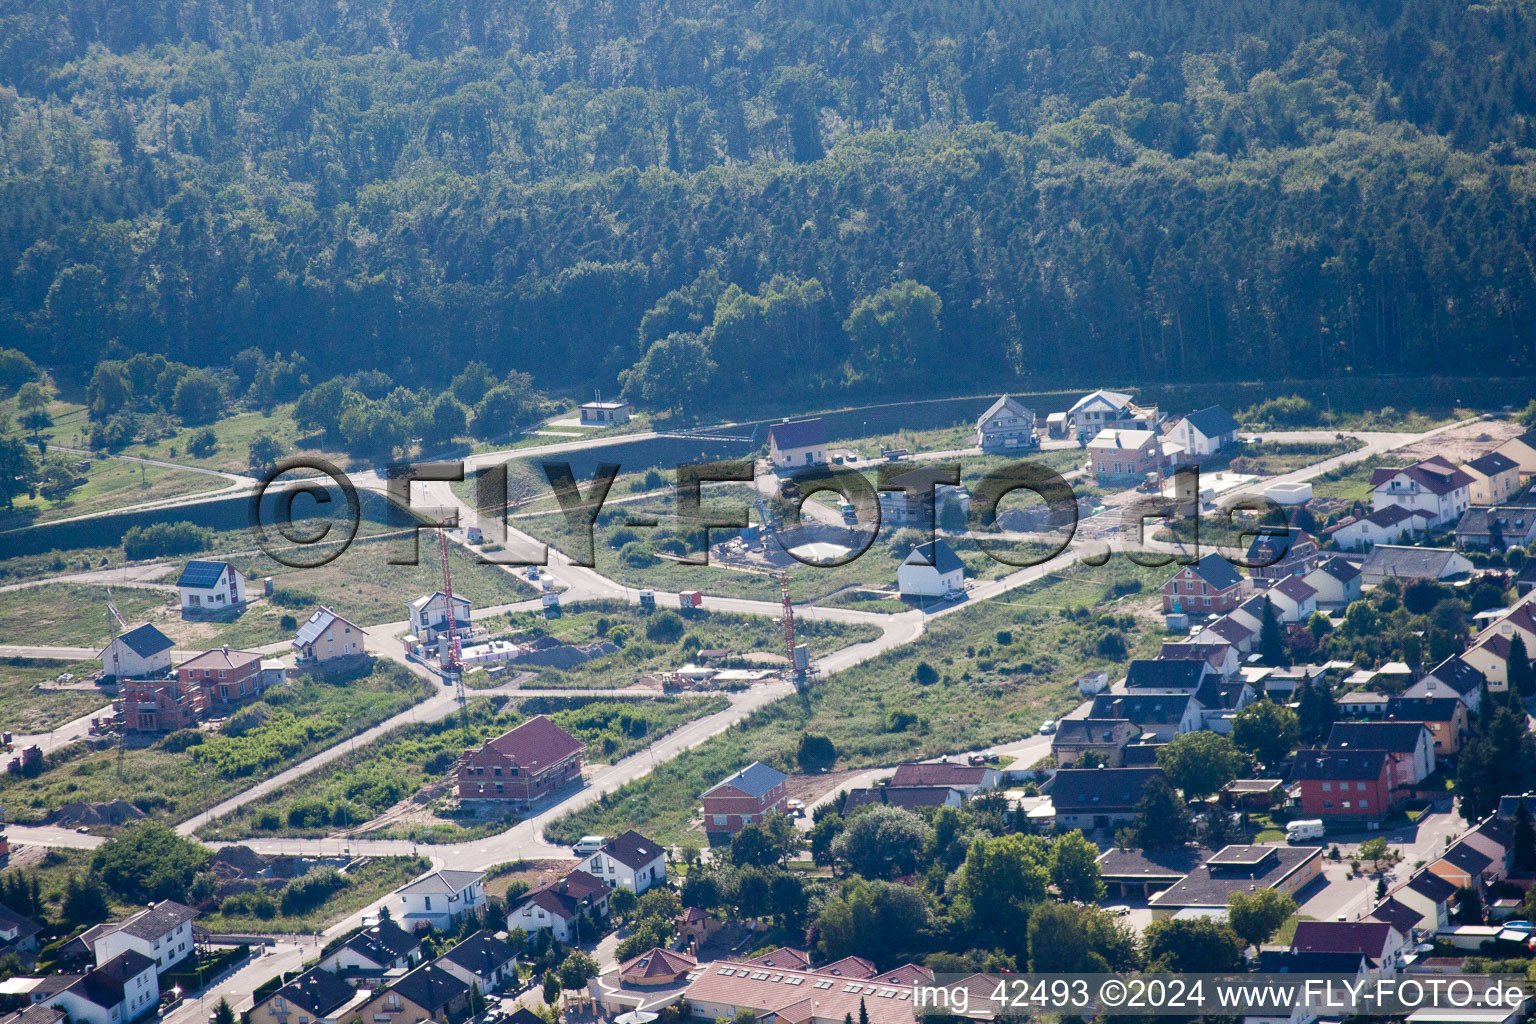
<box><xmin>1321</xmin><ymin>783</ymin><xmax>1331</xmax><ymax>791</ymax></box>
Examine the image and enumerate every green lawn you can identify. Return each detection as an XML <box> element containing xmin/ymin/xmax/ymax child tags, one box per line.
<box><xmin>121</xmin><ymin>405</ymin><xmax>353</xmax><ymax>477</ymax></box>
<box><xmin>0</xmin><ymin>658</ymin><xmax>112</xmax><ymax>733</ymax></box>
<box><xmin>0</xmin><ymin>584</ymin><xmax>171</xmax><ymax>648</ymax></box>
<box><xmin>0</xmin><ymin>660</ymin><xmax>430</xmax><ymax>827</ymax></box>
<box><xmin>1308</xmin><ymin>455</ymin><xmax>1393</xmax><ymax>503</ymax></box>
<box><xmin>197</xmin><ymin>855</ymin><xmax>430</xmax><ymax>934</ymax></box>
<box><xmin>547</xmin><ymin>566</ymin><xmax>1165</xmax><ymax>845</ymax></box>
<box><xmin>197</xmin><ymin>693</ymin><xmax>730</xmax><ymax>844</ymax></box>
<box><xmin>0</xmin><ymin>456</ymin><xmax>228</xmax><ymax>531</ymax></box>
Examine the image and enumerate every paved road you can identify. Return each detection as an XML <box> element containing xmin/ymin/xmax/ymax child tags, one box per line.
<box><xmin>0</xmin><ymin>561</ymin><xmax>179</xmax><ymax>594</ymax></box>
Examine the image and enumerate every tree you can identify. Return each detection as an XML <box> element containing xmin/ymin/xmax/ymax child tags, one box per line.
<box><xmin>424</xmin><ymin>394</ymin><xmax>468</xmax><ymax>446</ymax></box>
<box><xmin>172</xmin><ymin>370</ymin><xmax>224</xmax><ymax>424</ymax></box>
<box><xmin>1509</xmin><ymin>636</ymin><xmax>1534</xmax><ymax>699</ymax></box>
<box><xmin>541</xmin><ymin>969</ymin><xmax>559</xmax><ymax>1005</ymax></box>
<box><xmin>1232</xmin><ymin>699</ymin><xmax>1300</xmax><ymax>767</ymax></box>
<box><xmin>1226</xmin><ymin>888</ymin><xmax>1295</xmax><ymax>949</ymax></box>
<box><xmin>1133</xmin><ymin>776</ymin><xmax>1192</xmax><ymax>850</ymax></box>
<box><xmin>609</xmin><ymin>886</ymin><xmax>638</xmax><ymax>918</ymax></box>
<box><xmin>797</xmin><ymin>734</ymin><xmax>837</xmax><ymax>773</ymax></box>
<box><xmin>249</xmin><ymin>434</ymin><xmax>283</xmax><ymax>474</ymax></box>
<box><xmin>1515</xmin><ymin>799</ymin><xmax>1536</xmax><ymax>874</ymax></box>
<box><xmin>0</xmin><ymin>436</ymin><xmax>38</xmax><ymax>508</ymax></box>
<box><xmin>557</xmin><ymin>951</ymin><xmax>598</xmax><ymax>991</ymax></box>
<box><xmin>212</xmin><ymin>1000</ymin><xmax>235</xmax><ymax>1024</ymax></box>
<box><xmin>815</xmin><ymin>878</ymin><xmax>931</xmax><ymax>964</ymax></box>
<box><xmin>16</xmin><ymin>381</ymin><xmax>52</xmax><ymax>439</ymax></box>
<box><xmin>1049</xmin><ymin>830</ymin><xmax>1105</xmax><ymax>903</ymax></box>
<box><xmin>91</xmin><ymin>822</ymin><xmax>211</xmax><ymax>902</ymax></box>
<box><xmin>1156</xmin><ymin>731</ymin><xmax>1245</xmax><ymax>800</ymax></box>
<box><xmin>809</xmin><ymin>814</ymin><xmax>845</xmax><ymax>868</ymax></box>
<box><xmin>844</xmin><ymin>280</ymin><xmax>943</xmax><ymax>385</ymax></box>
<box><xmin>187</xmin><ymin>427</ymin><xmax>218</xmax><ymax>457</ymax></box>
<box><xmin>956</xmin><ymin>833</ymin><xmax>1049</xmax><ymax>950</ymax></box>
<box><xmin>1296</xmin><ymin>677</ymin><xmax>1337</xmax><ymax>744</ymax></box>
<box><xmin>1258</xmin><ymin>597</ymin><xmax>1286</xmax><ymax>665</ymax></box>
<box><xmin>1143</xmin><ymin>917</ymin><xmax>1245</xmax><ymax>972</ymax></box>
<box><xmin>830</xmin><ymin>805</ymin><xmax>930</xmax><ymax>878</ymax></box>
<box><xmin>62</xmin><ymin>874</ymin><xmax>110</xmax><ymax>926</ymax></box>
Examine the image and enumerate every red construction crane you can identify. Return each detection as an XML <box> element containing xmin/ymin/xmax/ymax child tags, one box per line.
<box><xmin>437</xmin><ymin>527</ymin><xmax>469</xmax><ymax>732</ymax></box>
<box><xmin>771</xmin><ymin>571</ymin><xmax>800</xmax><ymax>678</ymax></box>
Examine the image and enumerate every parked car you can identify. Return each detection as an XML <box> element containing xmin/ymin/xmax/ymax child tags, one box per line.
<box><xmin>1038</xmin><ymin>720</ymin><xmax>1057</xmax><ymax>735</ymax></box>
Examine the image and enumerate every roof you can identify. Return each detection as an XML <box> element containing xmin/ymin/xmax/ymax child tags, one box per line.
<box><xmin>115</xmin><ymin>900</ymin><xmax>197</xmax><ymax>940</ymax></box>
<box><xmin>0</xmin><ymin>905</ymin><xmax>41</xmax><ymax>946</ymax></box>
<box><xmin>437</xmin><ymin>930</ymin><xmax>517</xmax><ymax>979</ymax></box>
<box><xmin>901</xmin><ymin>540</ymin><xmax>964</xmax><ymax>574</ymax></box>
<box><xmin>890</xmin><ymin>762</ymin><xmax>992</xmax><ymax>787</ymax></box>
<box><xmin>1406</xmin><ymin>870</ymin><xmax>1457</xmax><ymax>902</ymax></box>
<box><xmin>1371</xmin><ymin>455</ymin><xmax>1475</xmax><ymax>496</ymax></box>
<box><xmin>176</xmin><ymin>647</ymin><xmax>262</xmax><ymax>673</ymax></box>
<box><xmin>480</xmin><ymin>716</ymin><xmax>584</xmax><ymax>771</ymax></box>
<box><xmin>1096</xmin><ymin>845</ymin><xmax>1211</xmax><ymax>881</ymax></box>
<box><xmin>1290</xmin><ymin>748</ymin><xmax>1391</xmax><ymax>782</ymax></box>
<box><xmin>518</xmin><ymin>869</ymin><xmax>612</xmax><ymax>920</ymax></box>
<box><xmin>814</xmin><ymin>956</ymin><xmax>878</xmax><ymax>979</ymax></box>
<box><xmin>105</xmin><ymin>623</ymin><xmax>174</xmax><ymax>659</ymax></box>
<box><xmin>395</xmin><ymin>869</ymin><xmax>485</xmax><ymax>898</ymax></box>
<box><xmin>1070</xmin><ymin>389</ymin><xmax>1134</xmax><ymax>413</ymax></box>
<box><xmin>1309</xmin><ymin>557</ymin><xmax>1362</xmax><ymax>584</ymax></box>
<box><xmin>0</xmin><ymin>1006</ymin><xmax>64</xmax><ymax>1024</ymax></box>
<box><xmin>1423</xmin><ymin>655</ymin><xmax>1486</xmax><ymax>695</ymax></box>
<box><xmin>1087</xmin><ymin>428</ymin><xmax>1157</xmax><ymax>452</ymax></box>
<box><xmin>1125</xmin><ymin>659</ymin><xmax>1207</xmax><ymax>690</ymax></box>
<box><xmin>619</xmin><ymin>947</ymin><xmax>697</xmax><ymax>980</ymax></box>
<box><xmin>1385</xmin><ymin>696</ymin><xmax>1464</xmax><ymax>722</ymax></box>
<box><xmin>1245</xmin><ymin>527</ymin><xmax>1314</xmax><ymax>565</ymax></box>
<box><xmin>1326</xmin><ymin>721</ymin><xmax>1429</xmax><ymax>755</ymax></box>
<box><xmin>177</xmin><ymin>559</ymin><xmax>235</xmax><ymax>589</ymax></box>
<box><xmin>1437</xmin><ymin>841</ymin><xmax>1493</xmax><ymax>875</ymax></box>
<box><xmin>1360</xmin><ymin>545</ymin><xmax>1467</xmax><ymax>580</ymax></box>
<box><xmin>292</xmin><ymin>605</ymin><xmax>364</xmax><ymax>646</ymax></box>
<box><xmin>740</xmin><ymin>947</ymin><xmax>811</xmax><ymax>970</ymax></box>
<box><xmin>1159</xmin><ymin>641</ymin><xmax>1234</xmax><ymax>666</ymax></box>
<box><xmin>767</xmin><ymin>418</ymin><xmax>826</xmax><ymax>450</ymax></box>
<box><xmin>704</xmin><ymin>761</ymin><xmax>788</xmax><ymax>800</ymax></box>
<box><xmin>336</xmin><ymin>918</ymin><xmax>419</xmax><ymax>966</ymax></box>
<box><xmin>1273</xmin><ymin>575</ymin><xmax>1318</xmax><ymax>602</ymax></box>
<box><xmin>1178</xmin><ymin>552</ymin><xmax>1245</xmax><ymax>592</ymax></box>
<box><xmin>1044</xmin><ymin>767</ymin><xmax>1167</xmax><ymax>813</ymax></box>
<box><xmin>1150</xmin><ymin>845</ymin><xmax>1319</xmax><ymax>909</ymax></box>
<box><xmin>1183</xmin><ymin>405</ymin><xmax>1240</xmax><ymax>439</ymax></box>
<box><xmin>1204</xmin><ymin>616</ymin><xmax>1254</xmax><ymax>643</ymax></box>
<box><xmin>71</xmin><ymin>951</ymin><xmax>156</xmax><ymax>1010</ymax></box>
<box><xmin>408</xmin><ymin>590</ymin><xmax>471</xmax><ymax>612</ymax></box>
<box><xmin>1193</xmin><ymin>678</ymin><xmax>1250</xmax><ymax>712</ymax></box>
<box><xmin>1089</xmin><ymin>692</ymin><xmax>1199</xmax><ymax>726</ymax></box>
<box><xmin>1292</xmin><ymin>920</ymin><xmax>1399</xmax><ymax>959</ymax></box>
<box><xmin>1052</xmin><ymin>719</ymin><xmax>1140</xmax><ymax>747</ymax></box>
<box><xmin>683</xmin><ymin>960</ymin><xmax>918</xmax><ymax>1024</ymax></box>
<box><xmin>1369</xmin><ymin>897</ymin><xmax>1423</xmax><ymax>934</ymax></box>
<box><xmin>844</xmin><ymin>786</ymin><xmax>961</xmax><ymax>811</ymax></box>
<box><xmin>976</xmin><ymin>395</ymin><xmax>1033</xmax><ymax>425</ymax></box>
<box><xmin>600</xmin><ymin>829</ymin><xmax>665</xmax><ymax>870</ymax></box>
<box><xmin>1467</xmin><ymin>451</ymin><xmax>1520</xmax><ymax>477</ymax></box>
<box><xmin>1456</xmin><ymin>506</ymin><xmax>1536</xmax><ymax>538</ymax></box>
<box><xmin>266</xmin><ymin>968</ymin><xmax>356</xmax><ymax>1018</ymax></box>
<box><xmin>1257</xmin><ymin>949</ymin><xmax>1368</xmax><ymax>976</ymax></box>
<box><xmin>391</xmin><ymin>962</ymin><xmax>469</xmax><ymax>1012</ymax></box>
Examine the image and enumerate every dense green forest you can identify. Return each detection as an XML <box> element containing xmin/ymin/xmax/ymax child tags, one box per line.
<box><xmin>2</xmin><ymin>0</ymin><xmax>1535</xmax><ymax>415</ymax></box>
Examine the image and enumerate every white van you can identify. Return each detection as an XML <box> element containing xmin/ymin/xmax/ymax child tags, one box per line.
<box><xmin>1286</xmin><ymin>819</ymin><xmax>1325</xmax><ymax>842</ymax></box>
<box><xmin>572</xmin><ymin>835</ymin><xmax>607</xmax><ymax>855</ymax></box>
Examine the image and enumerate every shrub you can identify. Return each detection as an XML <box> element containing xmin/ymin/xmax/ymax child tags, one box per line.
<box><xmin>187</xmin><ymin>428</ymin><xmax>218</xmax><ymax>456</ymax></box>
<box><xmin>122</xmin><ymin>521</ymin><xmax>212</xmax><ymax>560</ymax></box>
<box><xmin>645</xmin><ymin>610</ymin><xmax>685</xmax><ymax>643</ymax></box>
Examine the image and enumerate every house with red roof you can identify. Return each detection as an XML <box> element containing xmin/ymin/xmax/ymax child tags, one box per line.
<box><xmin>457</xmin><ymin>716</ymin><xmax>584</xmax><ymax>811</ymax></box>
<box><xmin>1161</xmin><ymin>553</ymin><xmax>1245</xmax><ymax>616</ymax></box>
<box><xmin>177</xmin><ymin>646</ymin><xmax>265</xmax><ymax>709</ymax></box>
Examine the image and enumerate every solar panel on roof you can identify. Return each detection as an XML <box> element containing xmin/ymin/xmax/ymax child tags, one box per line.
<box><xmin>178</xmin><ymin>560</ymin><xmax>227</xmax><ymax>588</ymax></box>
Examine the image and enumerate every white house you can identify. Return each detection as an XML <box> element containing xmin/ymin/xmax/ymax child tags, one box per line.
<box><xmin>292</xmin><ymin>606</ymin><xmax>367</xmax><ymax>663</ymax></box>
<box><xmin>316</xmin><ymin>917</ymin><xmax>422</xmax><ymax>983</ymax></box>
<box><xmin>583</xmin><ymin>830</ymin><xmax>667</xmax><ymax>894</ymax></box>
<box><xmin>176</xmin><ymin>560</ymin><xmax>247</xmax><ymax>617</ymax></box>
<box><xmin>1304</xmin><ymin>558</ymin><xmax>1363</xmax><ymax>609</ymax></box>
<box><xmin>1163</xmin><ymin>406</ymin><xmax>1241</xmax><ymax>458</ymax></box>
<box><xmin>432</xmin><ymin>931</ymin><xmax>518</xmax><ymax>993</ymax></box>
<box><xmin>578</xmin><ymin>399</ymin><xmax>632</xmax><ymax>426</ymax></box>
<box><xmin>1359</xmin><ymin>545</ymin><xmax>1473</xmax><ymax>585</ymax></box>
<box><xmin>91</xmin><ymin>901</ymin><xmax>197</xmax><ymax>972</ymax></box>
<box><xmin>1267</xmin><ymin>575</ymin><xmax>1318</xmax><ymax>624</ymax></box>
<box><xmin>45</xmin><ymin>951</ymin><xmax>158</xmax><ymax>1024</ymax></box>
<box><xmin>767</xmin><ymin>418</ymin><xmax>827</xmax><ymax>472</ymax></box>
<box><xmin>1068</xmin><ymin>390</ymin><xmax>1156</xmax><ymax>443</ymax></box>
<box><xmin>98</xmin><ymin>624</ymin><xmax>174</xmax><ymax>680</ymax></box>
<box><xmin>897</xmin><ymin>540</ymin><xmax>965</xmax><ymax>598</ymax></box>
<box><xmin>407</xmin><ymin>591</ymin><xmax>472</xmax><ymax>644</ymax></box>
<box><xmin>1369</xmin><ymin>455</ymin><xmax>1473</xmax><ymax>530</ymax></box>
<box><xmin>507</xmin><ymin>870</ymin><xmax>612</xmax><ymax>944</ymax></box>
<box><xmin>1325</xmin><ymin>505</ymin><xmax>1434</xmax><ymax>552</ymax></box>
<box><xmin>394</xmin><ymin>870</ymin><xmax>486</xmax><ymax>932</ymax></box>
<box><xmin>974</xmin><ymin>395</ymin><xmax>1037</xmax><ymax>452</ymax></box>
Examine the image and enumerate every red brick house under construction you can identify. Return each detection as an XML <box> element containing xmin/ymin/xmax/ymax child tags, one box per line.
<box><xmin>457</xmin><ymin>715</ymin><xmax>583</xmax><ymax>812</ymax></box>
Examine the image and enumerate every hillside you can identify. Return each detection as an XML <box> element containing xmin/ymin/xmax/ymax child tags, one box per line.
<box><xmin>2</xmin><ymin>0</ymin><xmax>1535</xmax><ymax>412</ymax></box>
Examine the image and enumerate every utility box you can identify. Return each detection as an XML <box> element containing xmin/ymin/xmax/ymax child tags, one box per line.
<box><xmin>639</xmin><ymin>589</ymin><xmax>657</xmax><ymax>609</ymax></box>
<box><xmin>263</xmin><ymin>576</ymin><xmax>274</xmax><ymax>597</ymax></box>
